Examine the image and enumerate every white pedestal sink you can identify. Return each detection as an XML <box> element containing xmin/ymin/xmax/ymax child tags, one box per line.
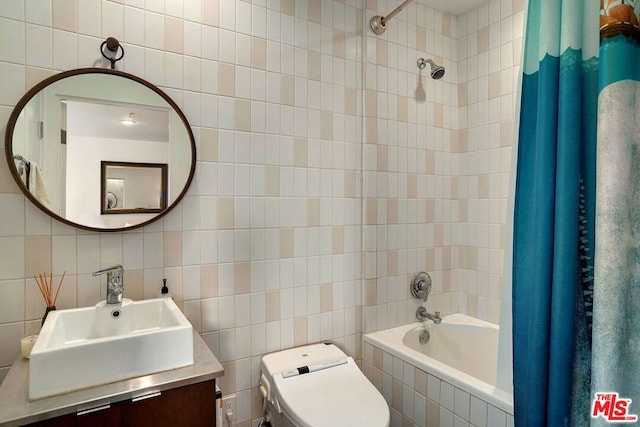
<box><xmin>29</xmin><ymin>298</ymin><xmax>194</xmax><ymax>400</ymax></box>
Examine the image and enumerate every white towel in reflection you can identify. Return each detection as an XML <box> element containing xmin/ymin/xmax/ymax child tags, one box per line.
<box><xmin>19</xmin><ymin>167</ymin><xmax>28</xmax><ymax>185</ymax></box>
<box><xmin>28</xmin><ymin>162</ymin><xmax>52</xmax><ymax>209</ymax></box>
<box><xmin>14</xmin><ymin>158</ymin><xmax>28</xmax><ymax>186</ymax></box>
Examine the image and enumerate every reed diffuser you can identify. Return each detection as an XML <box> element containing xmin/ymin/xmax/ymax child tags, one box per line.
<box><xmin>34</xmin><ymin>272</ymin><xmax>65</xmax><ymax>326</ymax></box>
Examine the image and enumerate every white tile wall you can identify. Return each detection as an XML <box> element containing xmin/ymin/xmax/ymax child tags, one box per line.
<box><xmin>0</xmin><ymin>1</ymin><xmax>365</xmax><ymax>419</ymax></box>
<box><xmin>0</xmin><ymin>1</ymin><xmax>525</xmax><ymax>425</ymax></box>
<box><xmin>362</xmin><ymin>0</ymin><xmax>524</xmax><ymax>332</ymax></box>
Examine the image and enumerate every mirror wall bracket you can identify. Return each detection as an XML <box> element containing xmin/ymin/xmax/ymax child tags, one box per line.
<box><xmin>101</xmin><ymin>37</ymin><xmax>124</xmax><ymax>70</ymax></box>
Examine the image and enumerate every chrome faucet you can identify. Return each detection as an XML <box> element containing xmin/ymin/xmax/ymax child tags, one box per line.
<box><xmin>416</xmin><ymin>306</ymin><xmax>442</xmax><ymax>324</ymax></box>
<box><xmin>93</xmin><ymin>265</ymin><xmax>124</xmax><ymax>304</ymax></box>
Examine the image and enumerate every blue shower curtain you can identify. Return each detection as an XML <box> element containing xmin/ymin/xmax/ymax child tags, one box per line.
<box><xmin>512</xmin><ymin>1</ymin><xmax>598</xmax><ymax>425</ymax></box>
<box><xmin>591</xmin><ymin>32</ymin><xmax>640</xmax><ymax>427</ymax></box>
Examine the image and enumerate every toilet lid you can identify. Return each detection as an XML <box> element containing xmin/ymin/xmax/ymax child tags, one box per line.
<box><xmin>272</xmin><ymin>357</ymin><xmax>389</xmax><ymax>427</ymax></box>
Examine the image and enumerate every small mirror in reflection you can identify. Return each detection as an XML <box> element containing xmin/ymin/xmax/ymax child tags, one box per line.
<box><xmin>101</xmin><ymin>161</ymin><xmax>167</xmax><ymax>214</ymax></box>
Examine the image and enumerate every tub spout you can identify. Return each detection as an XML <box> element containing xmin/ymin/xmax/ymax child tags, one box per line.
<box><xmin>416</xmin><ymin>306</ymin><xmax>442</xmax><ymax>324</ymax></box>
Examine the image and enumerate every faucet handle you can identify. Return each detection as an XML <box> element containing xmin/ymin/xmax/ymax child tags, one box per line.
<box><xmin>92</xmin><ymin>264</ymin><xmax>123</xmax><ymax>277</ymax></box>
<box><xmin>410</xmin><ymin>272</ymin><xmax>432</xmax><ymax>302</ymax></box>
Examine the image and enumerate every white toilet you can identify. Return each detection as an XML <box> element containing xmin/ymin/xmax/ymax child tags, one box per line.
<box><xmin>260</xmin><ymin>343</ymin><xmax>390</xmax><ymax>427</ymax></box>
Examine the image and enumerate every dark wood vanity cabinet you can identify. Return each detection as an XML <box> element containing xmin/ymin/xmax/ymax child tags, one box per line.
<box><xmin>27</xmin><ymin>380</ymin><xmax>216</xmax><ymax>427</ymax></box>
<box><xmin>30</xmin><ymin>404</ymin><xmax>119</xmax><ymax>427</ymax></box>
<box><xmin>121</xmin><ymin>379</ymin><xmax>216</xmax><ymax>426</ymax></box>
<box><xmin>33</xmin><ymin>403</ymin><xmax>120</xmax><ymax>427</ymax></box>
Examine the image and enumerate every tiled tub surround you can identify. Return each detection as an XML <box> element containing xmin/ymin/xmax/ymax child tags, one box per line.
<box><xmin>363</xmin><ymin>314</ymin><xmax>513</xmax><ymax>427</ymax></box>
<box><xmin>362</xmin><ymin>0</ymin><xmax>526</xmax><ymax>333</ymax></box>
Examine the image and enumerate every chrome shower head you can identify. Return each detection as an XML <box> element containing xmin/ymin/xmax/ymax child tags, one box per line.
<box><xmin>430</xmin><ymin>64</ymin><xmax>445</xmax><ymax>79</ymax></box>
<box><xmin>417</xmin><ymin>58</ymin><xmax>446</xmax><ymax>80</ymax></box>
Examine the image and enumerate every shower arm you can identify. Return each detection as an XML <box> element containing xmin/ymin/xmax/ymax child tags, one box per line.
<box><xmin>370</xmin><ymin>0</ymin><xmax>415</xmax><ymax>35</ymax></box>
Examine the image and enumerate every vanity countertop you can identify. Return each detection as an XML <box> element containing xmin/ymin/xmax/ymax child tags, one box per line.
<box><xmin>0</xmin><ymin>331</ymin><xmax>224</xmax><ymax>427</ymax></box>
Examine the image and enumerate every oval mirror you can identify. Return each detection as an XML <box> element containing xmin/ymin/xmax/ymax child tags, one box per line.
<box><xmin>5</xmin><ymin>68</ymin><xmax>196</xmax><ymax>232</ymax></box>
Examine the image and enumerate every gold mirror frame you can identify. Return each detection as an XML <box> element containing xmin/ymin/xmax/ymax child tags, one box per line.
<box><xmin>4</xmin><ymin>68</ymin><xmax>196</xmax><ymax>232</ymax></box>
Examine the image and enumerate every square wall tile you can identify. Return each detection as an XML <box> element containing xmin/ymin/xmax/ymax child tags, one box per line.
<box><xmin>25</xmin><ymin>236</ymin><xmax>51</xmax><ymax>278</ymax></box>
<box><xmin>0</xmin><ymin>323</ymin><xmax>23</xmax><ymax>366</ymax></box>
<box><xmin>26</xmin><ymin>0</ymin><xmax>51</xmax><ymax>25</ymax></box>
<box><xmin>0</xmin><ymin>280</ymin><xmax>25</xmax><ymax>323</ymax></box>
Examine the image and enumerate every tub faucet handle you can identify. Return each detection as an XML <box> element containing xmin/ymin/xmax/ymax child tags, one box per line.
<box><xmin>410</xmin><ymin>272</ymin><xmax>432</xmax><ymax>302</ymax></box>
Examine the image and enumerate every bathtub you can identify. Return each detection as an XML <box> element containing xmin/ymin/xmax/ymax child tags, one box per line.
<box><xmin>363</xmin><ymin>313</ymin><xmax>513</xmax><ymax>426</ymax></box>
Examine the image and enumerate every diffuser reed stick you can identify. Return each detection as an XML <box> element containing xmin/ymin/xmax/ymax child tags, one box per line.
<box><xmin>52</xmin><ymin>271</ymin><xmax>65</xmax><ymax>306</ymax></box>
<box><xmin>34</xmin><ymin>272</ymin><xmax>66</xmax><ymax>307</ymax></box>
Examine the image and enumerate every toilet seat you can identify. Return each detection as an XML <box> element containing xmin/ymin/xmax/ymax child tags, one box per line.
<box><xmin>261</xmin><ymin>344</ymin><xmax>389</xmax><ymax>427</ymax></box>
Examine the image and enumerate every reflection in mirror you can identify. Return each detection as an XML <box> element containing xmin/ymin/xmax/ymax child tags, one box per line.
<box><xmin>5</xmin><ymin>68</ymin><xmax>196</xmax><ymax>231</ymax></box>
<box><xmin>101</xmin><ymin>161</ymin><xmax>168</xmax><ymax>214</ymax></box>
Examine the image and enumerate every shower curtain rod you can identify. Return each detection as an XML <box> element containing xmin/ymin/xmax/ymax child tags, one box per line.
<box><xmin>370</xmin><ymin>0</ymin><xmax>415</xmax><ymax>35</ymax></box>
